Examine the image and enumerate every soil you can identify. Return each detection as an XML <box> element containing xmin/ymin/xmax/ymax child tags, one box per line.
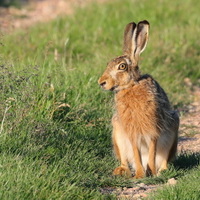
<box><xmin>178</xmin><ymin>85</ymin><xmax>200</xmax><ymax>153</ymax></box>
<box><xmin>0</xmin><ymin>0</ymin><xmax>108</xmax><ymax>33</ymax></box>
<box><xmin>0</xmin><ymin>1</ymin><xmax>199</xmax><ymax>199</ymax></box>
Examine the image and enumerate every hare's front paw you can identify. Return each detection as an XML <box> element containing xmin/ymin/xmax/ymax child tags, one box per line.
<box><xmin>113</xmin><ymin>166</ymin><xmax>131</xmax><ymax>177</ymax></box>
<box><xmin>134</xmin><ymin>169</ymin><xmax>145</xmax><ymax>179</ymax></box>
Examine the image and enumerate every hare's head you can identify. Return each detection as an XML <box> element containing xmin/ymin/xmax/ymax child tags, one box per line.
<box><xmin>98</xmin><ymin>20</ymin><xmax>149</xmax><ymax>91</ymax></box>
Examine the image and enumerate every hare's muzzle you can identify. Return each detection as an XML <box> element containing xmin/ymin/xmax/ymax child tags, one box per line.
<box><xmin>99</xmin><ymin>81</ymin><xmax>106</xmax><ymax>88</ymax></box>
<box><xmin>98</xmin><ymin>76</ymin><xmax>107</xmax><ymax>89</ymax></box>
<box><xmin>98</xmin><ymin>74</ymin><xmax>116</xmax><ymax>91</ymax></box>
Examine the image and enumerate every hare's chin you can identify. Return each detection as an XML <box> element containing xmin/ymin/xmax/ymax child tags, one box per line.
<box><xmin>110</xmin><ymin>85</ymin><xmax>118</xmax><ymax>91</ymax></box>
<box><xmin>100</xmin><ymin>85</ymin><xmax>118</xmax><ymax>91</ymax></box>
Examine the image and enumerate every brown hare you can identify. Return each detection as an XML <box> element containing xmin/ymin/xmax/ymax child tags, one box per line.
<box><xmin>98</xmin><ymin>20</ymin><xmax>179</xmax><ymax>179</ymax></box>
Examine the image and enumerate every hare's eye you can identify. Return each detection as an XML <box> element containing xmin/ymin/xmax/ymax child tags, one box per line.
<box><xmin>118</xmin><ymin>63</ymin><xmax>127</xmax><ymax>70</ymax></box>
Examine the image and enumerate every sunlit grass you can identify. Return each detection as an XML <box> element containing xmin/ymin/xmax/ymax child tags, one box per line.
<box><xmin>0</xmin><ymin>0</ymin><xmax>200</xmax><ymax>199</ymax></box>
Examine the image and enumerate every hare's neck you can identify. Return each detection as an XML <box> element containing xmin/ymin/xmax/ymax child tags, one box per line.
<box><xmin>115</xmin><ymin>79</ymin><xmax>135</xmax><ymax>91</ymax></box>
<box><xmin>115</xmin><ymin>83</ymin><xmax>149</xmax><ymax>104</ymax></box>
<box><xmin>114</xmin><ymin>83</ymin><xmax>159</xmax><ymax>136</ymax></box>
<box><xmin>114</xmin><ymin>83</ymin><xmax>156</xmax><ymax>121</ymax></box>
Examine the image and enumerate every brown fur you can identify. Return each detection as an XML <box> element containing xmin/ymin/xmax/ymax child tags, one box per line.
<box><xmin>115</xmin><ymin>78</ymin><xmax>159</xmax><ymax>139</ymax></box>
<box><xmin>98</xmin><ymin>20</ymin><xmax>179</xmax><ymax>178</ymax></box>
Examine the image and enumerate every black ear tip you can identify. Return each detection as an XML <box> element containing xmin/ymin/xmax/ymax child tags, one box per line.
<box><xmin>124</xmin><ymin>22</ymin><xmax>137</xmax><ymax>36</ymax></box>
<box><xmin>126</xmin><ymin>22</ymin><xmax>137</xmax><ymax>29</ymax></box>
<box><xmin>138</xmin><ymin>20</ymin><xmax>150</xmax><ymax>25</ymax></box>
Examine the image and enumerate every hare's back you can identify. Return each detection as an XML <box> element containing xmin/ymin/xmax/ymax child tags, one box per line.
<box><xmin>139</xmin><ymin>74</ymin><xmax>171</xmax><ymax>111</ymax></box>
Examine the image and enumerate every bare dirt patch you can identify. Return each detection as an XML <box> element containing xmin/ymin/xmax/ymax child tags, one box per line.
<box><xmin>0</xmin><ymin>0</ymin><xmax>108</xmax><ymax>33</ymax></box>
<box><xmin>100</xmin><ymin>183</ymin><xmax>161</xmax><ymax>199</ymax></box>
<box><xmin>101</xmin><ymin>183</ymin><xmax>162</xmax><ymax>199</ymax></box>
<box><xmin>101</xmin><ymin>178</ymin><xmax>178</xmax><ymax>199</ymax></box>
<box><xmin>178</xmin><ymin>85</ymin><xmax>200</xmax><ymax>153</ymax></box>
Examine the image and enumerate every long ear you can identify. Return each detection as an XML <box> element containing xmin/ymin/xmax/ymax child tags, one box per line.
<box><xmin>134</xmin><ymin>20</ymin><xmax>150</xmax><ymax>62</ymax></box>
<box><xmin>123</xmin><ymin>22</ymin><xmax>137</xmax><ymax>56</ymax></box>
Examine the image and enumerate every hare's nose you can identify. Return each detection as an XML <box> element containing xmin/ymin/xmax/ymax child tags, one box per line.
<box><xmin>99</xmin><ymin>81</ymin><xmax>106</xmax><ymax>87</ymax></box>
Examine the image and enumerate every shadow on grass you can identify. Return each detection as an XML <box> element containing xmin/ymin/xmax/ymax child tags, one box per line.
<box><xmin>0</xmin><ymin>0</ymin><xmax>26</xmax><ymax>8</ymax></box>
<box><xmin>173</xmin><ymin>152</ymin><xmax>200</xmax><ymax>170</ymax></box>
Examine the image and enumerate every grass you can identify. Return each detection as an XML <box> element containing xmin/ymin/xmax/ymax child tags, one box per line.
<box><xmin>0</xmin><ymin>0</ymin><xmax>200</xmax><ymax>199</ymax></box>
<box><xmin>150</xmin><ymin>165</ymin><xmax>200</xmax><ymax>200</ymax></box>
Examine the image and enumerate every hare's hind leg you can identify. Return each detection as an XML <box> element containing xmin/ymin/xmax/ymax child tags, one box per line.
<box><xmin>168</xmin><ymin>111</ymin><xmax>179</xmax><ymax>162</ymax></box>
<box><xmin>158</xmin><ymin>112</ymin><xmax>179</xmax><ymax>174</ymax></box>
<box><xmin>157</xmin><ymin>134</ymin><xmax>177</xmax><ymax>174</ymax></box>
<box><xmin>157</xmin><ymin>133</ymin><xmax>177</xmax><ymax>174</ymax></box>
<box><xmin>112</xmin><ymin>115</ymin><xmax>131</xmax><ymax>177</ymax></box>
<box><xmin>156</xmin><ymin>135</ymin><xmax>172</xmax><ymax>175</ymax></box>
<box><xmin>132</xmin><ymin>138</ymin><xmax>145</xmax><ymax>179</ymax></box>
<box><xmin>146</xmin><ymin>138</ymin><xmax>157</xmax><ymax>176</ymax></box>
